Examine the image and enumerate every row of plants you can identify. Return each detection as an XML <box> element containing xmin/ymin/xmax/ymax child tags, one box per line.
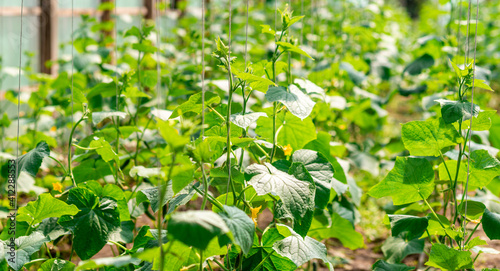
<box><xmin>0</xmin><ymin>0</ymin><xmax>500</xmax><ymax>270</ymax></box>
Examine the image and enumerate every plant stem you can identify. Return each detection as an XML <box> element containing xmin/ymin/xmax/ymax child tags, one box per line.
<box><xmin>251</xmin><ymin>250</ymin><xmax>274</xmax><ymax>271</ymax></box>
<box><xmin>67</xmin><ymin>113</ymin><xmax>87</xmax><ymax>187</ymax></box>
<box><xmin>159</xmin><ymin>152</ymin><xmax>177</xmax><ymax>271</ymax></box>
<box><xmin>199</xmin><ymin>250</ymin><xmax>204</xmax><ymax>271</ymax></box>
<box><xmin>200</xmin><ymin>162</ymin><xmax>209</xmax><ymax>210</ymax></box>
<box><xmin>225</xmin><ymin>55</ymin><xmax>237</xmax><ymax>203</ymax></box>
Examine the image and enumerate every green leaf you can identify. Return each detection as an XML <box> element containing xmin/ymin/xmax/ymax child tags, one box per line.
<box><xmin>388</xmin><ymin>215</ymin><xmax>429</xmax><ymax>240</ymax></box>
<box><xmin>438</xmin><ymin>150</ymin><xmax>500</xmax><ymax>188</ymax></box>
<box><xmin>425</xmin><ymin>243</ymin><xmax>473</xmax><ymax>270</ymax></box>
<box><xmin>291</xmin><ymin>149</ymin><xmax>334</xmax><ymax>209</ymax></box>
<box><xmin>170</xmin><ymin>92</ymin><xmax>220</xmax><ymax>118</ymax></box>
<box><xmin>273</xmin><ymin>225</ymin><xmax>332</xmax><ymax>270</ymax></box>
<box><xmin>157</xmin><ymin>119</ymin><xmax>190</xmax><ymax>151</ymax></box>
<box><xmin>58</xmin><ymin>187</ymin><xmax>120</xmax><ymax>260</ymax></box>
<box><xmin>401</xmin><ymin>118</ymin><xmax>462</xmax><ymax>157</ymax></box>
<box><xmin>6</xmin><ymin>232</ymin><xmax>49</xmax><ymax>271</ymax></box>
<box><xmin>372</xmin><ymin>260</ymin><xmax>415</xmax><ymax>271</ymax></box>
<box><xmin>382</xmin><ymin>236</ymin><xmax>425</xmax><ymax>263</ymax></box>
<box><xmin>218</xmin><ymin>206</ymin><xmax>255</xmax><ymax>255</ymax></box>
<box><xmin>16</xmin><ymin>141</ymin><xmax>50</xmax><ymax>180</ymax></box>
<box><xmin>167</xmin><ymin>210</ymin><xmax>230</xmax><ymax>251</ymax></box>
<box><xmin>17</xmin><ymin>194</ymin><xmax>79</xmax><ymax>226</ymax></box>
<box><xmin>403</xmin><ymin>53</ymin><xmax>434</xmax><ymax>75</ymax></box>
<box><xmin>136</xmin><ymin>182</ymin><xmax>174</xmax><ymax>213</ymax></box>
<box><xmin>369</xmin><ymin>157</ymin><xmax>435</xmax><ymax>205</ymax></box>
<box><xmin>230</xmin><ymin>112</ymin><xmax>267</xmax><ymax>129</ymax></box>
<box><xmin>232</xmin><ymin>69</ymin><xmax>276</xmax><ymax>93</ymax></box>
<box><xmin>435</xmin><ymin>99</ymin><xmax>480</xmax><ymax>124</ymax></box>
<box><xmin>454</xmin><ymin>110</ymin><xmax>496</xmax><ymax>131</ymax></box>
<box><xmin>309</xmin><ymin>213</ymin><xmax>364</xmax><ymax>250</ymax></box>
<box><xmin>39</xmin><ymin>259</ymin><xmax>75</xmax><ymax>271</ymax></box>
<box><xmin>91</xmin><ymin>111</ymin><xmax>127</xmax><ymax>125</ymax></box>
<box><xmin>245</xmin><ymin>162</ymin><xmax>314</xmax><ymax>225</ymax></box>
<box><xmin>276</xmin><ymin>41</ymin><xmax>314</xmax><ymax>60</ymax></box>
<box><xmin>482</xmin><ymin>209</ymin><xmax>500</xmax><ymax>240</ymax></box>
<box><xmin>260</xmin><ymin>24</ymin><xmax>276</xmax><ymax>35</ymax></box>
<box><xmin>256</xmin><ymin>111</ymin><xmax>317</xmax><ymax>151</ymax></box>
<box><xmin>458</xmin><ymin>200</ymin><xmax>485</xmax><ymax>221</ymax></box>
<box><xmin>73</xmin><ymin>158</ymin><xmax>113</xmax><ymax>184</ymax></box>
<box><xmin>122</xmin><ymin>86</ymin><xmax>151</xmax><ymax>99</ymax></box>
<box><xmin>132</xmin><ymin>43</ymin><xmax>156</xmax><ymax>53</ymax></box>
<box><xmin>265</xmin><ymin>85</ymin><xmax>315</xmax><ymax>120</ymax></box>
<box><xmin>470</xmin><ymin>79</ymin><xmax>493</xmax><ymax>91</ymax></box>
<box><xmin>89</xmin><ymin>137</ymin><xmax>119</xmax><ymax>164</ymax></box>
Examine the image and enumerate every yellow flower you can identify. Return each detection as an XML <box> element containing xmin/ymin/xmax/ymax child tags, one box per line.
<box><xmin>250</xmin><ymin>206</ymin><xmax>262</xmax><ymax>227</ymax></box>
<box><xmin>52</xmin><ymin>182</ymin><xmax>63</xmax><ymax>193</ymax></box>
<box><xmin>50</xmin><ymin>126</ymin><xmax>57</xmax><ymax>132</ymax></box>
<box><xmin>283</xmin><ymin>144</ymin><xmax>293</xmax><ymax>156</ymax></box>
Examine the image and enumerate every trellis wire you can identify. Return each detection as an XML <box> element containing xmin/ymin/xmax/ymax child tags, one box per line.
<box><xmin>201</xmin><ymin>0</ymin><xmax>206</xmax><ymax>138</ymax></box>
<box><xmin>463</xmin><ymin>0</ymin><xmax>479</xmax><ymax>247</ymax></box>
<box><xmin>71</xmin><ymin>0</ymin><xmax>74</xmax><ymax>128</ymax></box>
<box><xmin>225</xmin><ymin>0</ymin><xmax>233</xmax><ymax>205</ymax></box>
<box><xmin>15</xmin><ymin>0</ymin><xmax>24</xmax><ymax>267</ymax></box>
<box><xmin>115</xmin><ymin>1</ymin><xmax>119</xmax><ymax>113</ymax></box>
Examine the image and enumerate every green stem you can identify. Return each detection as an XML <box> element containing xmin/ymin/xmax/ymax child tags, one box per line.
<box><xmin>251</xmin><ymin>250</ymin><xmax>274</xmax><ymax>271</ymax></box>
<box><xmin>159</xmin><ymin>152</ymin><xmax>177</xmax><ymax>271</ymax></box>
<box><xmin>200</xmin><ymin>162</ymin><xmax>209</xmax><ymax>210</ymax></box>
<box><xmin>68</xmin><ymin>113</ymin><xmax>88</xmax><ymax>187</ymax></box>
<box><xmin>48</xmin><ymin>155</ymin><xmax>68</xmax><ymax>176</ymax></box>
<box><xmin>225</xmin><ymin>56</ymin><xmax>237</xmax><ymax>203</ymax></box>
<box><xmin>199</xmin><ymin>250</ymin><xmax>204</xmax><ymax>271</ymax></box>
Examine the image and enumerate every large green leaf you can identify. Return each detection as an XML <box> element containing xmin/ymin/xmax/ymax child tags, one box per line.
<box><xmin>438</xmin><ymin>150</ymin><xmax>500</xmax><ymax>188</ymax></box>
<box><xmin>167</xmin><ymin>210</ymin><xmax>230</xmax><ymax>251</ymax></box>
<box><xmin>454</xmin><ymin>110</ymin><xmax>496</xmax><ymax>131</ymax></box>
<box><xmin>16</xmin><ymin>141</ymin><xmax>50</xmax><ymax>180</ymax></box>
<box><xmin>369</xmin><ymin>157</ymin><xmax>435</xmax><ymax>205</ymax></box>
<box><xmin>291</xmin><ymin>149</ymin><xmax>334</xmax><ymax>209</ymax></box>
<box><xmin>309</xmin><ymin>213</ymin><xmax>364</xmax><ymax>250</ymax></box>
<box><xmin>136</xmin><ymin>182</ymin><xmax>174</xmax><ymax>213</ymax></box>
<box><xmin>241</xmin><ymin>228</ymin><xmax>296</xmax><ymax>271</ymax></box>
<box><xmin>245</xmin><ymin>163</ymin><xmax>314</xmax><ymax>225</ymax></box>
<box><xmin>79</xmin><ymin>181</ymin><xmax>131</xmax><ymax>221</ymax></box>
<box><xmin>286</xmin><ymin>162</ymin><xmax>316</xmax><ymax>237</ymax></box>
<box><xmin>272</xmin><ymin>225</ymin><xmax>332</xmax><ymax>270</ymax></box>
<box><xmin>403</xmin><ymin>53</ymin><xmax>434</xmax><ymax>75</ymax></box>
<box><xmin>218</xmin><ymin>206</ymin><xmax>255</xmax><ymax>255</ymax></box>
<box><xmin>372</xmin><ymin>260</ymin><xmax>415</xmax><ymax>271</ymax></box>
<box><xmin>256</xmin><ymin>112</ymin><xmax>317</xmax><ymax>151</ymax></box>
<box><xmin>265</xmin><ymin>85</ymin><xmax>315</xmax><ymax>120</ymax></box>
<box><xmin>388</xmin><ymin>215</ymin><xmax>429</xmax><ymax>240</ymax></box>
<box><xmin>401</xmin><ymin>118</ymin><xmax>462</xmax><ymax>157</ymax></box>
<box><xmin>7</xmin><ymin>231</ymin><xmax>48</xmax><ymax>271</ymax></box>
<box><xmin>17</xmin><ymin>194</ymin><xmax>79</xmax><ymax>226</ymax></box>
<box><xmin>482</xmin><ymin>209</ymin><xmax>500</xmax><ymax>240</ymax></box>
<box><xmin>382</xmin><ymin>236</ymin><xmax>425</xmax><ymax>263</ymax></box>
<box><xmin>39</xmin><ymin>259</ymin><xmax>75</xmax><ymax>271</ymax></box>
<box><xmin>58</xmin><ymin>187</ymin><xmax>120</xmax><ymax>260</ymax></box>
<box><xmin>170</xmin><ymin>92</ymin><xmax>220</xmax><ymax>118</ymax></box>
<box><xmin>458</xmin><ymin>200</ymin><xmax>486</xmax><ymax>221</ymax></box>
<box><xmin>425</xmin><ymin>243</ymin><xmax>473</xmax><ymax>270</ymax></box>
<box><xmin>435</xmin><ymin>99</ymin><xmax>480</xmax><ymax>124</ymax></box>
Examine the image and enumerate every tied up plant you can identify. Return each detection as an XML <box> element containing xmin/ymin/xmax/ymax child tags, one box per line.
<box><xmin>369</xmin><ymin>59</ymin><xmax>500</xmax><ymax>270</ymax></box>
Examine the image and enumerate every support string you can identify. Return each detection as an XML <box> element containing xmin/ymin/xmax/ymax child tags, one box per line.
<box><xmin>71</xmin><ymin>0</ymin><xmax>74</xmax><ymax>127</ymax></box>
<box><xmin>225</xmin><ymin>0</ymin><xmax>233</xmax><ymax>205</ymax></box>
<box><xmin>15</xmin><ymin>1</ymin><xmax>25</xmax><ymax>267</ymax></box>
<box><xmin>201</xmin><ymin>0</ymin><xmax>206</xmax><ymax>137</ymax></box>
<box><xmin>463</xmin><ymin>0</ymin><xmax>479</xmax><ymax>248</ymax></box>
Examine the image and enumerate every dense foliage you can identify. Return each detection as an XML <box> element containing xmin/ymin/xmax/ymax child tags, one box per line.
<box><xmin>1</xmin><ymin>0</ymin><xmax>500</xmax><ymax>270</ymax></box>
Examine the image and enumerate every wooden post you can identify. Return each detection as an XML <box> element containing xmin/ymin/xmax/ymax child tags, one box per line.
<box><xmin>144</xmin><ymin>0</ymin><xmax>154</xmax><ymax>20</ymax></box>
<box><xmin>101</xmin><ymin>0</ymin><xmax>112</xmax><ymax>38</ymax></box>
<box><xmin>39</xmin><ymin>0</ymin><xmax>57</xmax><ymax>75</ymax></box>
